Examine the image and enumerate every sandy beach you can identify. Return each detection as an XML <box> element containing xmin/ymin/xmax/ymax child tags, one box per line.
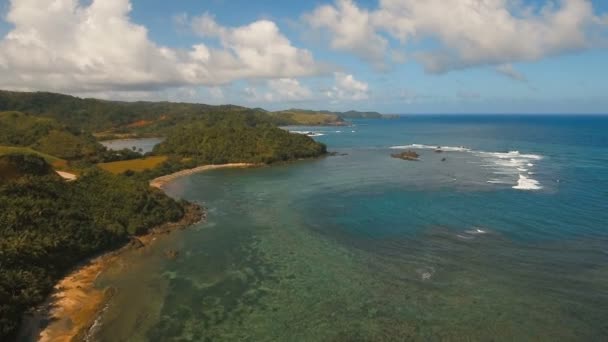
<box><xmin>19</xmin><ymin>169</ymin><xmax>216</xmax><ymax>341</ymax></box>
<box><xmin>19</xmin><ymin>163</ymin><xmax>259</xmax><ymax>341</ymax></box>
<box><xmin>149</xmin><ymin>163</ymin><xmax>258</xmax><ymax>189</ymax></box>
<box><xmin>19</xmin><ymin>202</ymin><xmax>203</xmax><ymax>342</ymax></box>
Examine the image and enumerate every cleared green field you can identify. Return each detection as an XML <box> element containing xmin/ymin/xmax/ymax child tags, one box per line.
<box><xmin>97</xmin><ymin>156</ymin><xmax>168</xmax><ymax>174</ymax></box>
<box><xmin>0</xmin><ymin>145</ymin><xmax>68</xmax><ymax>169</ymax></box>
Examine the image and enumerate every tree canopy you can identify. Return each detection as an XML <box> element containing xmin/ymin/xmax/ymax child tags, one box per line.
<box><xmin>0</xmin><ymin>156</ymin><xmax>184</xmax><ymax>339</ymax></box>
<box><xmin>154</xmin><ymin>111</ymin><xmax>327</xmax><ymax>164</ymax></box>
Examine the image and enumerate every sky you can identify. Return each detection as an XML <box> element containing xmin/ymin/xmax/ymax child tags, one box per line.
<box><xmin>0</xmin><ymin>0</ymin><xmax>607</xmax><ymax>114</ymax></box>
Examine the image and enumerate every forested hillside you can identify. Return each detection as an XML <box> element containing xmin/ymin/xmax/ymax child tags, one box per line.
<box><xmin>154</xmin><ymin>112</ymin><xmax>327</xmax><ymax>164</ymax></box>
<box><xmin>0</xmin><ymin>90</ymin><xmax>393</xmax><ymax>133</ymax></box>
<box><xmin>0</xmin><ymin>111</ymin><xmax>104</xmax><ymax>160</ymax></box>
<box><xmin>0</xmin><ymin>155</ymin><xmax>185</xmax><ymax>339</ymax></box>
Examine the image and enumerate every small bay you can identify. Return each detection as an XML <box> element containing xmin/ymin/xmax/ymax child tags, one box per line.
<box><xmin>90</xmin><ymin>115</ymin><xmax>608</xmax><ymax>341</ymax></box>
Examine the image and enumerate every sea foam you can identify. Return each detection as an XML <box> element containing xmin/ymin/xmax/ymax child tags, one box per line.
<box><xmin>512</xmin><ymin>174</ymin><xmax>542</xmax><ymax>190</ymax></box>
<box><xmin>391</xmin><ymin>144</ymin><xmax>544</xmax><ymax>191</ymax></box>
<box><xmin>290</xmin><ymin>130</ymin><xmax>325</xmax><ymax>137</ymax></box>
<box><xmin>390</xmin><ymin>144</ymin><xmax>471</xmax><ymax>152</ymax></box>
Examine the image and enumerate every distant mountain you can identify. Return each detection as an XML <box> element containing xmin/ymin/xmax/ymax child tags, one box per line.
<box><xmin>0</xmin><ymin>90</ymin><xmax>395</xmax><ymax>131</ymax></box>
<box><xmin>0</xmin><ymin>90</ymin><xmax>250</xmax><ymax>133</ymax></box>
<box><xmin>339</xmin><ymin>110</ymin><xmax>383</xmax><ymax>119</ymax></box>
<box><xmin>269</xmin><ymin>108</ymin><xmax>399</xmax><ymax>125</ymax></box>
<box><xmin>269</xmin><ymin>109</ymin><xmax>346</xmax><ymax>126</ymax></box>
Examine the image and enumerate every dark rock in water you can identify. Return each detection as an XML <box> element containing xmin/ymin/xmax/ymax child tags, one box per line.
<box><xmin>165</xmin><ymin>249</ymin><xmax>180</xmax><ymax>260</ymax></box>
<box><xmin>441</xmin><ymin>157</ymin><xmax>447</xmax><ymax>162</ymax></box>
<box><xmin>328</xmin><ymin>152</ymin><xmax>349</xmax><ymax>157</ymax></box>
<box><xmin>434</xmin><ymin>149</ymin><xmax>443</xmax><ymax>153</ymax></box>
<box><xmin>391</xmin><ymin>150</ymin><xmax>420</xmax><ymax>161</ymax></box>
<box><xmin>128</xmin><ymin>237</ymin><xmax>145</xmax><ymax>249</ymax></box>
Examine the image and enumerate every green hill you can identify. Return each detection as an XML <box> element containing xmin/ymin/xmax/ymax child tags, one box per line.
<box><xmin>154</xmin><ymin>111</ymin><xmax>327</xmax><ymax>164</ymax></box>
<box><xmin>0</xmin><ymin>153</ymin><xmax>57</xmax><ymax>182</ymax></box>
<box><xmin>0</xmin><ymin>146</ymin><xmax>65</xmax><ymax>165</ymax></box>
<box><xmin>0</xmin><ymin>90</ymin><xmax>250</xmax><ymax>134</ymax></box>
<box><xmin>0</xmin><ymin>91</ymin><xmax>393</xmax><ymax>131</ymax></box>
<box><xmin>269</xmin><ymin>109</ymin><xmax>346</xmax><ymax>126</ymax></box>
<box><xmin>269</xmin><ymin>108</ymin><xmax>396</xmax><ymax>125</ymax></box>
<box><xmin>0</xmin><ymin>158</ymin><xmax>185</xmax><ymax>339</ymax></box>
<box><xmin>0</xmin><ymin>111</ymin><xmax>104</xmax><ymax>160</ymax></box>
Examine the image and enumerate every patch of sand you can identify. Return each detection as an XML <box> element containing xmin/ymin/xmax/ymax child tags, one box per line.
<box><xmin>150</xmin><ymin>163</ymin><xmax>258</xmax><ymax>189</ymax></box>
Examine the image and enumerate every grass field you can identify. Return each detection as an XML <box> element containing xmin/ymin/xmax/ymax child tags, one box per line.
<box><xmin>0</xmin><ymin>145</ymin><xmax>68</xmax><ymax>169</ymax></box>
<box><xmin>97</xmin><ymin>156</ymin><xmax>168</xmax><ymax>174</ymax></box>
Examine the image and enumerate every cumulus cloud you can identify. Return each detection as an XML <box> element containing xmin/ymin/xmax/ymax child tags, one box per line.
<box><xmin>243</xmin><ymin>78</ymin><xmax>313</xmax><ymax>103</ymax></box>
<box><xmin>0</xmin><ymin>0</ymin><xmax>322</xmax><ymax>93</ymax></box>
<box><xmin>496</xmin><ymin>64</ymin><xmax>527</xmax><ymax>82</ymax></box>
<box><xmin>304</xmin><ymin>0</ymin><xmax>388</xmax><ymax>67</ymax></box>
<box><xmin>326</xmin><ymin>72</ymin><xmax>369</xmax><ymax>100</ymax></box>
<box><xmin>189</xmin><ymin>14</ymin><xmax>322</xmax><ymax>82</ymax></box>
<box><xmin>267</xmin><ymin>78</ymin><xmax>313</xmax><ymax>101</ymax></box>
<box><xmin>244</xmin><ymin>73</ymin><xmax>368</xmax><ymax>104</ymax></box>
<box><xmin>305</xmin><ymin>0</ymin><xmax>607</xmax><ymax>73</ymax></box>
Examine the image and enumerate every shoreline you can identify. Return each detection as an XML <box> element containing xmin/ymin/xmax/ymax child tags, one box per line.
<box><xmin>149</xmin><ymin>163</ymin><xmax>259</xmax><ymax>189</ymax></box>
<box><xmin>18</xmin><ymin>164</ymin><xmax>261</xmax><ymax>341</ymax></box>
<box><xmin>19</xmin><ymin>203</ymin><xmax>203</xmax><ymax>342</ymax></box>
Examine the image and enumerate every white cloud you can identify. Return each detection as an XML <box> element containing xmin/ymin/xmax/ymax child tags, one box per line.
<box><xmin>305</xmin><ymin>0</ymin><xmax>606</xmax><ymax>73</ymax></box>
<box><xmin>304</xmin><ymin>0</ymin><xmax>388</xmax><ymax>67</ymax></box>
<box><xmin>244</xmin><ymin>78</ymin><xmax>313</xmax><ymax>103</ymax></box>
<box><xmin>496</xmin><ymin>64</ymin><xmax>527</xmax><ymax>82</ymax></box>
<box><xmin>0</xmin><ymin>0</ymin><xmax>323</xmax><ymax>93</ymax></box>
<box><xmin>267</xmin><ymin>78</ymin><xmax>313</xmax><ymax>101</ymax></box>
<box><xmin>189</xmin><ymin>14</ymin><xmax>322</xmax><ymax>83</ymax></box>
<box><xmin>326</xmin><ymin>72</ymin><xmax>369</xmax><ymax>100</ymax></box>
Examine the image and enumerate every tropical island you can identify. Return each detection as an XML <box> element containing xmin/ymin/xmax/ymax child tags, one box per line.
<box><xmin>0</xmin><ymin>90</ymin><xmax>329</xmax><ymax>340</ymax></box>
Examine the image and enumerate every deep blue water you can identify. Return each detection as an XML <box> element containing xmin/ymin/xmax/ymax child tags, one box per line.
<box><xmin>294</xmin><ymin>116</ymin><xmax>608</xmax><ymax>241</ymax></box>
<box><xmin>92</xmin><ymin>115</ymin><xmax>608</xmax><ymax>341</ymax></box>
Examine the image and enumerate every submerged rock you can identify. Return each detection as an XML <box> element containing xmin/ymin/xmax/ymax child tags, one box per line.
<box><xmin>164</xmin><ymin>250</ymin><xmax>180</xmax><ymax>260</ymax></box>
<box><xmin>441</xmin><ymin>157</ymin><xmax>447</xmax><ymax>162</ymax></box>
<box><xmin>391</xmin><ymin>150</ymin><xmax>420</xmax><ymax>161</ymax></box>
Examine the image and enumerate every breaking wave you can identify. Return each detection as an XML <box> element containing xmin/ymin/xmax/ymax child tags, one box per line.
<box><xmin>390</xmin><ymin>144</ymin><xmax>544</xmax><ymax>191</ymax></box>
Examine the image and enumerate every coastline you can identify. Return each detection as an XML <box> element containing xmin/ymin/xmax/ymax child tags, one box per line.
<box><xmin>149</xmin><ymin>163</ymin><xmax>259</xmax><ymax>189</ymax></box>
<box><xmin>18</xmin><ymin>164</ymin><xmax>259</xmax><ymax>341</ymax></box>
<box><xmin>19</xmin><ymin>203</ymin><xmax>203</xmax><ymax>342</ymax></box>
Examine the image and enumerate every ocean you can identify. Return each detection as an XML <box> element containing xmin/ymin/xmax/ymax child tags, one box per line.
<box><xmin>90</xmin><ymin>115</ymin><xmax>608</xmax><ymax>341</ymax></box>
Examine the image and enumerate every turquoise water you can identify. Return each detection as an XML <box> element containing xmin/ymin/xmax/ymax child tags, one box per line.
<box><xmin>92</xmin><ymin>116</ymin><xmax>608</xmax><ymax>341</ymax></box>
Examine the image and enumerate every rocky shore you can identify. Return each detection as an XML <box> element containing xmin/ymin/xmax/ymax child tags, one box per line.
<box><xmin>391</xmin><ymin>150</ymin><xmax>420</xmax><ymax>161</ymax></box>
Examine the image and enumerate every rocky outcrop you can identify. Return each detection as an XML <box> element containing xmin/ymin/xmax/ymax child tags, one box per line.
<box><xmin>391</xmin><ymin>150</ymin><xmax>420</xmax><ymax>161</ymax></box>
<box><xmin>164</xmin><ymin>250</ymin><xmax>180</xmax><ymax>260</ymax></box>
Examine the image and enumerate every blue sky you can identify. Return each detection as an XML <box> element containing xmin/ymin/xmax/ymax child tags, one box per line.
<box><xmin>0</xmin><ymin>0</ymin><xmax>607</xmax><ymax>113</ymax></box>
